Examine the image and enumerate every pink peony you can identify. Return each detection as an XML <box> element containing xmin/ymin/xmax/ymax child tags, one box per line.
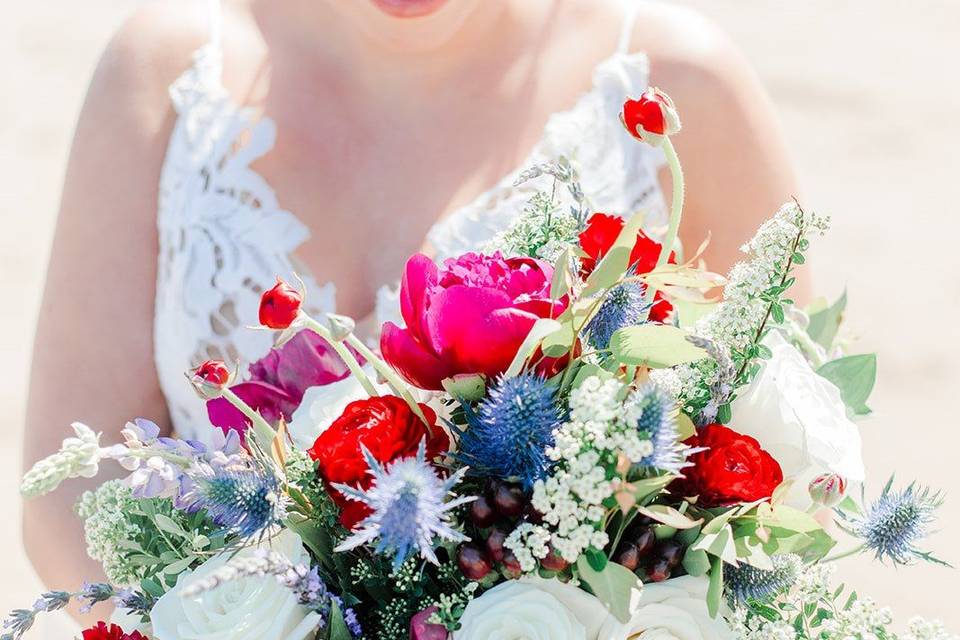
<box><xmin>381</xmin><ymin>252</ymin><xmax>565</xmax><ymax>390</ymax></box>
<box><xmin>206</xmin><ymin>329</ymin><xmax>356</xmax><ymax>437</ymax></box>
<box><xmin>409</xmin><ymin>606</ymin><xmax>449</xmax><ymax>640</ymax></box>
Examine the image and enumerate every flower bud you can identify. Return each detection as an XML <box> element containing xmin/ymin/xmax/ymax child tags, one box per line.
<box><xmin>259</xmin><ymin>278</ymin><xmax>303</xmax><ymax>329</ymax></box>
<box><xmin>620</xmin><ymin>87</ymin><xmax>681</xmax><ymax>147</ymax></box>
<box><xmin>808</xmin><ymin>473</ymin><xmax>847</xmax><ymax>508</ymax></box>
<box><xmin>189</xmin><ymin>360</ymin><xmax>231</xmax><ymax>399</ymax></box>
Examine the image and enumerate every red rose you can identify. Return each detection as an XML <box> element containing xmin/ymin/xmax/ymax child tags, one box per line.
<box><xmin>577</xmin><ymin>213</ymin><xmax>676</xmax><ymax>322</ymax></box>
<box><xmin>308</xmin><ymin>395</ymin><xmax>449</xmax><ymax>528</ymax></box>
<box><xmin>259</xmin><ymin>278</ymin><xmax>303</xmax><ymax>329</ymax></box>
<box><xmin>671</xmin><ymin>423</ymin><xmax>783</xmax><ymax>507</ymax></box>
<box><xmin>82</xmin><ymin>622</ymin><xmax>148</xmax><ymax>640</ymax></box>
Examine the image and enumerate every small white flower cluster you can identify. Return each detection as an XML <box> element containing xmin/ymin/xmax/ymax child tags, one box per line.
<box><xmin>653</xmin><ymin>203</ymin><xmax>828</xmax><ymax>408</ymax></box>
<box><xmin>506</xmin><ymin>376</ymin><xmax>654</xmax><ymax>566</ymax></box>
<box><xmin>731</xmin><ymin>608</ymin><xmax>797</xmax><ymax>640</ymax></box>
<box><xmin>902</xmin><ymin>617</ymin><xmax>960</xmax><ymax>640</ymax></box>
<box><xmin>21</xmin><ymin>422</ymin><xmax>104</xmax><ymax>498</ymax></box>
<box><xmin>75</xmin><ymin>480</ymin><xmax>142</xmax><ymax>585</ymax></box>
<box><xmin>820</xmin><ymin>597</ymin><xmax>893</xmax><ymax>640</ymax></box>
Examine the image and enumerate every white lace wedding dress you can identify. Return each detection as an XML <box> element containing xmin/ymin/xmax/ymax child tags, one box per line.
<box><xmin>154</xmin><ymin>0</ymin><xmax>669</xmax><ymax>443</ymax></box>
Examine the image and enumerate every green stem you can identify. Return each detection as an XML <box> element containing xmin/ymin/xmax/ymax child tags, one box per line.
<box><xmin>302</xmin><ymin>316</ymin><xmax>379</xmax><ymax>398</ymax></box>
<box><xmin>342</xmin><ymin>333</ymin><xmax>430</xmax><ymax>427</ymax></box>
<box><xmin>221</xmin><ymin>387</ymin><xmax>277</xmax><ymax>450</ymax></box>
<box><xmin>823</xmin><ymin>543</ymin><xmax>866</xmax><ymax>563</ymax></box>
<box><xmin>645</xmin><ymin>136</ymin><xmax>685</xmax><ymax>305</ymax></box>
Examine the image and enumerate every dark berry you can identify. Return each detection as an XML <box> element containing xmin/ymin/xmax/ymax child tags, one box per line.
<box><xmin>613</xmin><ymin>542</ymin><xmax>640</xmax><ymax>571</ymax></box>
<box><xmin>540</xmin><ymin>548</ymin><xmax>569</xmax><ymax>572</ymax></box>
<box><xmin>491</xmin><ymin>482</ymin><xmax>526</xmax><ymax>518</ymax></box>
<box><xmin>469</xmin><ymin>495</ymin><xmax>496</xmax><ymax>528</ymax></box>
<box><xmin>646</xmin><ymin>559</ymin><xmax>671</xmax><ymax>582</ymax></box>
<box><xmin>501</xmin><ymin>549</ymin><xmax>522</xmax><ymax>579</ymax></box>
<box><xmin>524</xmin><ymin>503</ymin><xmax>545</xmax><ymax>524</ymax></box>
<box><xmin>632</xmin><ymin>528</ymin><xmax>656</xmax><ymax>557</ymax></box>
<box><xmin>657</xmin><ymin>540</ymin><xmax>685</xmax><ymax>569</ymax></box>
<box><xmin>486</xmin><ymin>527</ymin><xmax>508</xmax><ymax>564</ymax></box>
<box><xmin>457</xmin><ymin>544</ymin><xmax>492</xmax><ymax>580</ymax></box>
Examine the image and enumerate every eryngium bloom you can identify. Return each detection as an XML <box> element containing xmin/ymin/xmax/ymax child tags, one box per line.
<box><xmin>725</xmin><ymin>554</ymin><xmax>802</xmax><ymax>604</ymax></box>
<box><xmin>626</xmin><ymin>382</ymin><xmax>686</xmax><ymax>473</ymax></box>
<box><xmin>186</xmin><ymin>466</ymin><xmax>286</xmax><ymax>538</ymax></box>
<box><xmin>459</xmin><ymin>373</ymin><xmax>562</xmax><ymax>488</ymax></box>
<box><xmin>852</xmin><ymin>480</ymin><xmax>946</xmax><ymax>566</ymax></box>
<box><xmin>334</xmin><ymin>442</ymin><xmax>473</xmax><ymax>571</ymax></box>
<box><xmin>585</xmin><ymin>281</ymin><xmax>652</xmax><ymax>350</ymax></box>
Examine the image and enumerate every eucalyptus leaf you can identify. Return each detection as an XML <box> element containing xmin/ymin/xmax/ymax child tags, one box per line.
<box><xmin>581</xmin><ymin>213</ymin><xmax>648</xmax><ymax>298</ymax></box>
<box><xmin>154</xmin><ymin>513</ymin><xmax>188</xmax><ymax>538</ymax></box>
<box><xmin>609</xmin><ymin>325</ymin><xmax>708</xmax><ymax>369</ymax></box>
<box><xmin>637</xmin><ymin>504</ymin><xmax>703</xmax><ymax>530</ymax></box>
<box><xmin>550</xmin><ymin>247</ymin><xmax>575</xmax><ymax>300</ymax></box>
<box><xmin>816</xmin><ymin>354</ymin><xmax>877</xmax><ymax>415</ymax></box>
<box><xmin>441</xmin><ymin>374</ymin><xmax>487</xmax><ymax>402</ymax></box>
<box><xmin>682</xmin><ymin>547</ymin><xmax>711</xmax><ymax>577</ymax></box>
<box><xmin>707</xmin><ymin>556</ymin><xmax>723</xmax><ymax>618</ymax></box>
<box><xmin>163</xmin><ymin>556</ymin><xmax>196</xmax><ymax>575</ymax></box>
<box><xmin>575</xmin><ymin>557</ymin><xmax>645</xmax><ymax>623</ymax></box>
<box><xmin>806</xmin><ymin>290</ymin><xmax>847</xmax><ymax>350</ymax></box>
<box><xmin>505</xmin><ymin>318</ymin><xmax>564</xmax><ymax>378</ymax></box>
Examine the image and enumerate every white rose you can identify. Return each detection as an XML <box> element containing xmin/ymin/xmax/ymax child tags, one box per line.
<box><xmin>730</xmin><ymin>331</ymin><xmax>865</xmax><ymax>506</ymax></box>
<box><xmin>599</xmin><ymin>576</ymin><xmax>734</xmax><ymax>640</ymax></box>
<box><xmin>150</xmin><ymin>530</ymin><xmax>321</xmax><ymax>640</ymax></box>
<box><xmin>287</xmin><ymin>374</ymin><xmax>376</xmax><ymax>450</ymax></box>
<box><xmin>454</xmin><ymin>576</ymin><xmax>611</xmax><ymax>640</ymax></box>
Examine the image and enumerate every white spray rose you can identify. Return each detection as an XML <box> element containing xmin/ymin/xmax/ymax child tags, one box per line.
<box><xmin>150</xmin><ymin>530</ymin><xmax>321</xmax><ymax>640</ymax></box>
<box><xmin>599</xmin><ymin>576</ymin><xmax>734</xmax><ymax>640</ymax></box>
<box><xmin>730</xmin><ymin>331</ymin><xmax>865</xmax><ymax>506</ymax></box>
<box><xmin>287</xmin><ymin>373</ymin><xmax>378</xmax><ymax>450</ymax></box>
<box><xmin>453</xmin><ymin>576</ymin><xmax>611</xmax><ymax>640</ymax></box>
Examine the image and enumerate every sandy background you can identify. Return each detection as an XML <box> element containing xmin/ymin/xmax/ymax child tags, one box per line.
<box><xmin>1</xmin><ymin>0</ymin><xmax>958</xmax><ymax>635</ymax></box>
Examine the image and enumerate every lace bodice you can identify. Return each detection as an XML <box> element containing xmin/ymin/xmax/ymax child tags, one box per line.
<box><xmin>154</xmin><ymin>1</ymin><xmax>668</xmax><ymax>442</ymax></box>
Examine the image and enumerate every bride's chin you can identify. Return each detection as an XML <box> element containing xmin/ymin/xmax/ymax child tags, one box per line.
<box><xmin>368</xmin><ymin>0</ymin><xmax>451</xmax><ymax>19</ymax></box>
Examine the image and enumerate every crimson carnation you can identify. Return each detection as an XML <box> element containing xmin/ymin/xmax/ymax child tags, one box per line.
<box><xmin>577</xmin><ymin>213</ymin><xmax>676</xmax><ymax>322</ymax></box>
<box><xmin>671</xmin><ymin>423</ymin><xmax>783</xmax><ymax>507</ymax></box>
<box><xmin>81</xmin><ymin>622</ymin><xmax>148</xmax><ymax>640</ymax></box>
<box><xmin>308</xmin><ymin>395</ymin><xmax>449</xmax><ymax>529</ymax></box>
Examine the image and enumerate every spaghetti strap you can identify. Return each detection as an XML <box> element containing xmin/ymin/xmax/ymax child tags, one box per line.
<box><xmin>616</xmin><ymin>1</ymin><xmax>642</xmax><ymax>54</ymax></box>
<box><xmin>207</xmin><ymin>0</ymin><xmax>223</xmax><ymax>50</ymax></box>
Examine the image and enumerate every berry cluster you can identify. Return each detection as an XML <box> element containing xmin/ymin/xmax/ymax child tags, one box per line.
<box><xmin>612</xmin><ymin>517</ymin><xmax>687</xmax><ymax>583</ymax></box>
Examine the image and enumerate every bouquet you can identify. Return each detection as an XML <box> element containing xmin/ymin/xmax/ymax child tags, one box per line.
<box><xmin>7</xmin><ymin>88</ymin><xmax>955</xmax><ymax>640</ymax></box>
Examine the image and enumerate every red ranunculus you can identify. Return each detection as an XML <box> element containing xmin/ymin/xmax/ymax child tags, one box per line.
<box><xmin>621</xmin><ymin>87</ymin><xmax>681</xmax><ymax>147</ymax></box>
<box><xmin>193</xmin><ymin>360</ymin><xmax>230</xmax><ymax>386</ymax></box>
<box><xmin>380</xmin><ymin>252</ymin><xmax>566</xmax><ymax>390</ymax></box>
<box><xmin>307</xmin><ymin>395</ymin><xmax>449</xmax><ymax>528</ymax></box>
<box><xmin>578</xmin><ymin>213</ymin><xmax>676</xmax><ymax>322</ymax></box>
<box><xmin>671</xmin><ymin>423</ymin><xmax>783</xmax><ymax>507</ymax></box>
<box><xmin>81</xmin><ymin>622</ymin><xmax>148</xmax><ymax>640</ymax></box>
<box><xmin>259</xmin><ymin>278</ymin><xmax>303</xmax><ymax>329</ymax></box>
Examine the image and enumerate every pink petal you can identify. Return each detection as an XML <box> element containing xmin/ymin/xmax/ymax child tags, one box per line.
<box><xmin>272</xmin><ymin>330</ymin><xmax>354</xmax><ymax>401</ymax></box>
<box><xmin>206</xmin><ymin>381</ymin><xmax>297</xmax><ymax>436</ymax></box>
<box><xmin>457</xmin><ymin>306</ymin><xmax>539</xmax><ymax>376</ymax></box>
<box><xmin>399</xmin><ymin>254</ymin><xmax>438</xmax><ymax>336</ymax></box>
<box><xmin>410</xmin><ymin>607</ymin><xmax>448</xmax><ymax>640</ymax></box>
<box><xmin>423</xmin><ymin>285</ymin><xmax>513</xmax><ymax>367</ymax></box>
<box><xmin>380</xmin><ymin>321</ymin><xmax>451</xmax><ymax>391</ymax></box>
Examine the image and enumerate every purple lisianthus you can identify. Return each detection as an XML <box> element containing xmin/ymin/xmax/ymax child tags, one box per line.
<box><xmin>205</xmin><ymin>329</ymin><xmax>357</xmax><ymax>439</ymax></box>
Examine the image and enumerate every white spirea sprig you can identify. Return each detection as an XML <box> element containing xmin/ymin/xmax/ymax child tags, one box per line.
<box><xmin>510</xmin><ymin>376</ymin><xmax>657</xmax><ymax>566</ymax></box>
<box><xmin>21</xmin><ymin>423</ymin><xmax>104</xmax><ymax>497</ymax></box>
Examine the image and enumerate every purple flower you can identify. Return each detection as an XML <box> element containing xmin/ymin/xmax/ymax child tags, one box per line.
<box><xmin>206</xmin><ymin>329</ymin><xmax>358</xmax><ymax>438</ymax></box>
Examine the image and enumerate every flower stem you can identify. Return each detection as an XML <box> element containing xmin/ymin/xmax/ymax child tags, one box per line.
<box><xmin>342</xmin><ymin>333</ymin><xmax>431</xmax><ymax>427</ymax></box>
<box><xmin>645</xmin><ymin>136</ymin><xmax>685</xmax><ymax>305</ymax></box>
<box><xmin>301</xmin><ymin>316</ymin><xmax>379</xmax><ymax>398</ymax></box>
<box><xmin>221</xmin><ymin>387</ymin><xmax>277</xmax><ymax>450</ymax></box>
<box><xmin>823</xmin><ymin>543</ymin><xmax>866</xmax><ymax>563</ymax></box>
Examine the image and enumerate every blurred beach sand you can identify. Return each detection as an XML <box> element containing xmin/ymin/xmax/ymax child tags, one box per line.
<box><xmin>1</xmin><ymin>0</ymin><xmax>958</xmax><ymax>634</ymax></box>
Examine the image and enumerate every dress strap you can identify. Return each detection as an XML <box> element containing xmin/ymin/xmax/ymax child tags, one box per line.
<box><xmin>616</xmin><ymin>1</ymin><xmax>642</xmax><ymax>54</ymax></box>
<box><xmin>207</xmin><ymin>0</ymin><xmax>223</xmax><ymax>51</ymax></box>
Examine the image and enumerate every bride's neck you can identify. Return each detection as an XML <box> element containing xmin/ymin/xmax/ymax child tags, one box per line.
<box><xmin>251</xmin><ymin>0</ymin><xmax>532</xmax><ymax>89</ymax></box>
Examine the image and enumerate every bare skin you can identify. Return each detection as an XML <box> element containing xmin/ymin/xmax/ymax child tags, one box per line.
<box><xmin>22</xmin><ymin>0</ymin><xmax>797</xmax><ymax>625</ymax></box>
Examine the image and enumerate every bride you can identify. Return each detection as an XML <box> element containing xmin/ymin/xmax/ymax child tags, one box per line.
<box><xmin>22</xmin><ymin>0</ymin><xmax>796</xmax><ymax>624</ymax></box>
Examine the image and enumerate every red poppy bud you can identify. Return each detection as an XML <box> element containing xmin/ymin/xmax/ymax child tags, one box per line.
<box><xmin>189</xmin><ymin>360</ymin><xmax>231</xmax><ymax>399</ymax></box>
<box><xmin>621</xmin><ymin>87</ymin><xmax>681</xmax><ymax>147</ymax></box>
<box><xmin>259</xmin><ymin>278</ymin><xmax>303</xmax><ymax>329</ymax></box>
<box><xmin>808</xmin><ymin>473</ymin><xmax>847</xmax><ymax>508</ymax></box>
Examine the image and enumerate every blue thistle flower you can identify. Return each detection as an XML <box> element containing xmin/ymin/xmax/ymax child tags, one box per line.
<box><xmin>334</xmin><ymin>441</ymin><xmax>473</xmax><ymax>571</ymax></box>
<box><xmin>187</xmin><ymin>467</ymin><xmax>286</xmax><ymax>538</ymax></box>
<box><xmin>852</xmin><ymin>479</ymin><xmax>946</xmax><ymax>566</ymax></box>
<box><xmin>458</xmin><ymin>373</ymin><xmax>562</xmax><ymax>488</ymax></box>
<box><xmin>724</xmin><ymin>554</ymin><xmax>801</xmax><ymax>604</ymax></box>
<box><xmin>628</xmin><ymin>382</ymin><xmax>686</xmax><ymax>473</ymax></box>
<box><xmin>586</xmin><ymin>281</ymin><xmax>652</xmax><ymax>350</ymax></box>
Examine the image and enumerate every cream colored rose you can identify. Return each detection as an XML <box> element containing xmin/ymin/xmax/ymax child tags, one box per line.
<box><xmin>453</xmin><ymin>576</ymin><xmax>611</xmax><ymax>640</ymax></box>
<box><xmin>730</xmin><ymin>331</ymin><xmax>865</xmax><ymax>506</ymax></box>
<box><xmin>599</xmin><ymin>576</ymin><xmax>733</xmax><ymax>640</ymax></box>
<box><xmin>150</xmin><ymin>530</ymin><xmax>321</xmax><ymax>640</ymax></box>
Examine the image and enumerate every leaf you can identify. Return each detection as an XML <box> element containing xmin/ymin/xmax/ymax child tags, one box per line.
<box><xmin>581</xmin><ymin>213</ymin><xmax>648</xmax><ymax>298</ymax></box>
<box><xmin>816</xmin><ymin>354</ymin><xmax>877</xmax><ymax>415</ymax></box>
<box><xmin>676</xmin><ymin>413</ymin><xmax>696</xmax><ymax>440</ymax></box>
<box><xmin>609</xmin><ymin>325</ymin><xmax>708</xmax><ymax>369</ymax></box>
<box><xmin>328</xmin><ymin>598</ymin><xmax>353</xmax><ymax>640</ymax></box>
<box><xmin>550</xmin><ymin>247</ymin><xmax>575</xmax><ymax>300</ymax></box>
<box><xmin>505</xmin><ymin>318</ymin><xmax>564</xmax><ymax>378</ymax></box>
<box><xmin>637</xmin><ymin>504</ymin><xmax>703</xmax><ymax>530</ymax></box>
<box><xmin>707</xmin><ymin>555</ymin><xmax>723</xmax><ymax>618</ymax></box>
<box><xmin>586</xmin><ymin>547</ymin><xmax>608</xmax><ymax>572</ymax></box>
<box><xmin>806</xmin><ymin>290</ymin><xmax>847</xmax><ymax>349</ymax></box>
<box><xmin>682</xmin><ymin>548</ymin><xmax>711</xmax><ymax>576</ymax></box>
<box><xmin>642</xmin><ymin>264</ymin><xmax>727</xmax><ymax>290</ymax></box>
<box><xmin>153</xmin><ymin>513</ymin><xmax>187</xmax><ymax>538</ymax></box>
<box><xmin>163</xmin><ymin>556</ymin><xmax>196</xmax><ymax>575</ymax></box>
<box><xmin>441</xmin><ymin>374</ymin><xmax>486</xmax><ymax>402</ymax></box>
<box><xmin>576</xmin><ymin>557</ymin><xmax>645</xmax><ymax>623</ymax></box>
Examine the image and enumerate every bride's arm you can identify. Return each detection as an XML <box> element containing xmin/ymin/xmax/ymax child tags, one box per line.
<box><xmin>21</xmin><ymin>7</ymin><xmax>204</xmax><ymax>625</ymax></box>
<box><xmin>637</xmin><ymin>6</ymin><xmax>804</xmax><ymax>290</ymax></box>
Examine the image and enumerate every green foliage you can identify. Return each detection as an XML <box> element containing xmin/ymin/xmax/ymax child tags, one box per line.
<box><xmin>575</xmin><ymin>555</ymin><xmax>644</xmax><ymax>623</ymax></box>
<box><xmin>609</xmin><ymin>324</ymin><xmax>709</xmax><ymax>368</ymax></box>
<box><xmin>806</xmin><ymin>290</ymin><xmax>847</xmax><ymax>350</ymax></box>
<box><xmin>817</xmin><ymin>353</ymin><xmax>877</xmax><ymax>416</ymax></box>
